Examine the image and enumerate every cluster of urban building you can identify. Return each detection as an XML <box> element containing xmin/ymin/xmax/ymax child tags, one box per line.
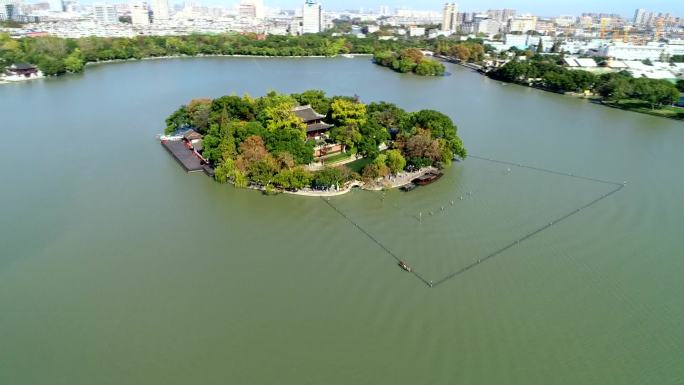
<box><xmin>1</xmin><ymin>1</ymin><xmax>683</xmax><ymax>70</ymax></box>
<box><xmin>1</xmin><ymin>0</ymin><xmax>328</xmax><ymax>37</ymax></box>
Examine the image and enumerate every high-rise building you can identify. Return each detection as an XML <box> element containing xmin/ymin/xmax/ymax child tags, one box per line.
<box><xmin>63</xmin><ymin>0</ymin><xmax>79</xmax><ymax>12</ymax></box>
<box><xmin>151</xmin><ymin>0</ymin><xmax>168</xmax><ymax>21</ymax></box>
<box><xmin>486</xmin><ymin>8</ymin><xmax>516</xmax><ymax>23</ymax></box>
<box><xmin>0</xmin><ymin>0</ymin><xmax>22</xmax><ymax>21</ymax></box>
<box><xmin>93</xmin><ymin>2</ymin><xmax>118</xmax><ymax>23</ymax></box>
<box><xmin>508</xmin><ymin>15</ymin><xmax>537</xmax><ymax>33</ymax></box>
<box><xmin>302</xmin><ymin>0</ymin><xmax>321</xmax><ymax>34</ymax></box>
<box><xmin>501</xmin><ymin>9</ymin><xmax>516</xmax><ymax>23</ymax></box>
<box><xmin>378</xmin><ymin>5</ymin><xmax>390</xmax><ymax>16</ymax></box>
<box><xmin>130</xmin><ymin>1</ymin><xmax>149</xmax><ymax>25</ymax></box>
<box><xmin>633</xmin><ymin>8</ymin><xmax>646</xmax><ymax>25</ymax></box>
<box><xmin>441</xmin><ymin>2</ymin><xmax>458</xmax><ymax>32</ymax></box>
<box><xmin>476</xmin><ymin>19</ymin><xmax>501</xmax><ymax>35</ymax></box>
<box><xmin>239</xmin><ymin>0</ymin><xmax>263</xmax><ymax>19</ymax></box>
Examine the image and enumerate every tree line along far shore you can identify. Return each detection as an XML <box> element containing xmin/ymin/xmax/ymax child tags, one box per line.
<box><xmin>0</xmin><ymin>32</ymin><xmax>440</xmax><ymax>76</ymax></box>
<box><xmin>165</xmin><ymin>90</ymin><xmax>466</xmax><ymax>192</ymax></box>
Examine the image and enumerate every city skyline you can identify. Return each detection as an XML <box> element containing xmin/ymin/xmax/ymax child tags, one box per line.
<box><xmin>162</xmin><ymin>0</ymin><xmax>680</xmax><ymax>17</ymax></box>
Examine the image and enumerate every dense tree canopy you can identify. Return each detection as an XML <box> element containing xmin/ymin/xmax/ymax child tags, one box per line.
<box><xmin>166</xmin><ymin>90</ymin><xmax>466</xmax><ymax>192</ymax></box>
<box><xmin>676</xmin><ymin>79</ymin><xmax>684</xmax><ymax>93</ymax></box>
<box><xmin>0</xmin><ymin>32</ymin><xmax>442</xmax><ymax>77</ymax></box>
<box><xmin>373</xmin><ymin>48</ymin><xmax>445</xmax><ymax>76</ymax></box>
<box><xmin>490</xmin><ymin>58</ymin><xmax>681</xmax><ymax>109</ymax></box>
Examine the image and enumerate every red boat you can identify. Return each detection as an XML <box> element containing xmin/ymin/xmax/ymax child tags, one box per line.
<box><xmin>412</xmin><ymin>171</ymin><xmax>443</xmax><ymax>186</ymax></box>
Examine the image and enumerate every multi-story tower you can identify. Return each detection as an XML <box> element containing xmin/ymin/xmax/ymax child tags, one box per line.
<box><xmin>151</xmin><ymin>0</ymin><xmax>168</xmax><ymax>21</ymax></box>
<box><xmin>93</xmin><ymin>2</ymin><xmax>118</xmax><ymax>23</ymax></box>
<box><xmin>239</xmin><ymin>0</ymin><xmax>263</xmax><ymax>20</ymax></box>
<box><xmin>302</xmin><ymin>0</ymin><xmax>322</xmax><ymax>34</ymax></box>
<box><xmin>441</xmin><ymin>3</ymin><xmax>458</xmax><ymax>32</ymax></box>
<box><xmin>633</xmin><ymin>8</ymin><xmax>646</xmax><ymax>26</ymax></box>
<box><xmin>130</xmin><ymin>1</ymin><xmax>150</xmax><ymax>25</ymax></box>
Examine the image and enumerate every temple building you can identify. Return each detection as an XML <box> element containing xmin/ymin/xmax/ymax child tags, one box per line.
<box><xmin>7</xmin><ymin>63</ymin><xmax>38</xmax><ymax>78</ymax></box>
<box><xmin>292</xmin><ymin>105</ymin><xmax>333</xmax><ymax>139</ymax></box>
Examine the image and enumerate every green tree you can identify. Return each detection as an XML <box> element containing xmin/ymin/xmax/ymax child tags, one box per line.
<box><xmin>403</xmin><ymin>109</ymin><xmax>465</xmax><ymax>158</ymax></box>
<box><xmin>165</xmin><ymin>105</ymin><xmax>190</xmax><ymax>134</ymax></box>
<box><xmin>263</xmin><ymin>101</ymin><xmax>307</xmax><ymax>135</ymax></box>
<box><xmin>214</xmin><ymin>158</ymin><xmax>236</xmax><ymax>183</ymax></box>
<box><xmin>210</xmin><ymin>95</ymin><xmax>255</xmax><ymax>122</ymax></box>
<box><xmin>187</xmin><ymin>98</ymin><xmax>213</xmax><ymax>133</ymax></box>
<box><xmin>329</xmin><ymin>125</ymin><xmax>362</xmax><ymax>152</ymax></box>
<box><xmin>63</xmin><ymin>49</ymin><xmax>85</xmax><ymax>72</ymax></box>
<box><xmin>386</xmin><ymin>149</ymin><xmax>406</xmax><ymax>174</ymax></box>
<box><xmin>414</xmin><ymin>59</ymin><xmax>445</xmax><ymax>76</ymax></box>
<box><xmin>291</xmin><ymin>90</ymin><xmax>331</xmax><ymax>115</ymax></box>
<box><xmin>676</xmin><ymin>79</ymin><xmax>684</xmax><ymax>93</ymax></box>
<box><xmin>273</xmin><ymin>167</ymin><xmax>313</xmax><ymax>190</ymax></box>
<box><xmin>330</xmin><ymin>98</ymin><xmax>367</xmax><ymax>127</ymax></box>
<box><xmin>395</xmin><ymin>57</ymin><xmax>417</xmax><ymax>73</ymax></box>
<box><xmin>37</xmin><ymin>56</ymin><xmax>66</xmax><ymax>76</ymax></box>
<box><xmin>312</xmin><ymin>166</ymin><xmax>350</xmax><ymax>189</ymax></box>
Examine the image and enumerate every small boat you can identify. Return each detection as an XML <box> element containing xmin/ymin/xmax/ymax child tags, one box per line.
<box><xmin>400</xmin><ymin>183</ymin><xmax>417</xmax><ymax>192</ymax></box>
<box><xmin>398</xmin><ymin>261</ymin><xmax>412</xmax><ymax>272</ymax></box>
<box><xmin>412</xmin><ymin>171</ymin><xmax>443</xmax><ymax>186</ymax></box>
<box><xmin>341</xmin><ymin>54</ymin><xmax>354</xmax><ymax>58</ymax></box>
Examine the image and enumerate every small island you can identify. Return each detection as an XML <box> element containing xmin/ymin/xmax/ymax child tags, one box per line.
<box><xmin>161</xmin><ymin>90</ymin><xmax>466</xmax><ymax>195</ymax></box>
<box><xmin>373</xmin><ymin>48</ymin><xmax>446</xmax><ymax>76</ymax></box>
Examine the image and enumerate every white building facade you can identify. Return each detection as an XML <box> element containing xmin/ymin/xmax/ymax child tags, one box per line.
<box><xmin>301</xmin><ymin>0</ymin><xmax>321</xmax><ymax>34</ymax></box>
<box><xmin>507</xmin><ymin>15</ymin><xmax>537</xmax><ymax>33</ymax></box>
<box><xmin>151</xmin><ymin>0</ymin><xmax>168</xmax><ymax>21</ymax></box>
<box><xmin>130</xmin><ymin>1</ymin><xmax>149</xmax><ymax>25</ymax></box>
<box><xmin>476</xmin><ymin>18</ymin><xmax>501</xmax><ymax>36</ymax></box>
<box><xmin>441</xmin><ymin>2</ymin><xmax>458</xmax><ymax>33</ymax></box>
<box><xmin>93</xmin><ymin>2</ymin><xmax>118</xmax><ymax>23</ymax></box>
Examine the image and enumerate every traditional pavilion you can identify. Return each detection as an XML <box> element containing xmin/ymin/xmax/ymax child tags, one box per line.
<box><xmin>292</xmin><ymin>105</ymin><xmax>333</xmax><ymax>139</ymax></box>
<box><xmin>7</xmin><ymin>63</ymin><xmax>38</xmax><ymax>78</ymax></box>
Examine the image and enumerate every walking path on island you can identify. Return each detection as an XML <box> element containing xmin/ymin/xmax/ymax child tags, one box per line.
<box><xmin>283</xmin><ymin>167</ymin><xmax>437</xmax><ymax>197</ymax></box>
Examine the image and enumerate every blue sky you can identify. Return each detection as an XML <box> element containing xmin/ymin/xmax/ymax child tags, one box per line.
<box><xmin>262</xmin><ymin>0</ymin><xmax>683</xmax><ymax>17</ymax></box>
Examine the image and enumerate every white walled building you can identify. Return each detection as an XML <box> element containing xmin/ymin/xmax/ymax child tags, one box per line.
<box><xmin>151</xmin><ymin>0</ymin><xmax>168</xmax><ymax>21</ymax></box>
<box><xmin>301</xmin><ymin>0</ymin><xmax>321</xmax><ymax>34</ymax></box>
<box><xmin>93</xmin><ymin>2</ymin><xmax>118</xmax><ymax>23</ymax></box>
<box><xmin>239</xmin><ymin>0</ymin><xmax>263</xmax><ymax>20</ymax></box>
<box><xmin>0</xmin><ymin>0</ymin><xmax>22</xmax><ymax>21</ymax></box>
<box><xmin>441</xmin><ymin>2</ymin><xmax>458</xmax><ymax>33</ymax></box>
<box><xmin>476</xmin><ymin>19</ymin><xmax>500</xmax><ymax>35</ymax></box>
<box><xmin>130</xmin><ymin>1</ymin><xmax>149</xmax><ymax>25</ymax></box>
<box><xmin>507</xmin><ymin>15</ymin><xmax>536</xmax><ymax>33</ymax></box>
<box><xmin>599</xmin><ymin>43</ymin><xmax>666</xmax><ymax>61</ymax></box>
<box><xmin>409</xmin><ymin>26</ymin><xmax>425</xmax><ymax>36</ymax></box>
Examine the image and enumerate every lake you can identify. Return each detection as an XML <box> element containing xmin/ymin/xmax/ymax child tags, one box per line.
<box><xmin>1</xmin><ymin>56</ymin><xmax>683</xmax><ymax>385</ymax></box>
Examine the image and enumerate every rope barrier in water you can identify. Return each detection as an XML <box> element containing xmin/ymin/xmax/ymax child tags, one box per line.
<box><xmin>430</xmin><ymin>182</ymin><xmax>624</xmax><ymax>287</ymax></box>
<box><xmin>321</xmin><ymin>197</ymin><xmax>432</xmax><ymax>286</ymax></box>
<box><xmin>469</xmin><ymin>155</ymin><xmax>625</xmax><ymax>187</ymax></box>
<box><xmin>321</xmin><ymin>155</ymin><xmax>626</xmax><ymax>288</ymax></box>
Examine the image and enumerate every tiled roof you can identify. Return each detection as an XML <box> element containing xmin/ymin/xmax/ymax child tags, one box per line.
<box><xmin>293</xmin><ymin>105</ymin><xmax>325</xmax><ymax>122</ymax></box>
<box><xmin>306</xmin><ymin>122</ymin><xmax>333</xmax><ymax>133</ymax></box>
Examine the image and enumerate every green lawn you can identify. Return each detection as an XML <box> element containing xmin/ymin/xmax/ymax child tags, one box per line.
<box><xmin>323</xmin><ymin>152</ymin><xmax>353</xmax><ymax>165</ymax></box>
<box><xmin>604</xmin><ymin>100</ymin><xmax>684</xmax><ymax>121</ymax></box>
<box><xmin>346</xmin><ymin>157</ymin><xmax>373</xmax><ymax>173</ymax></box>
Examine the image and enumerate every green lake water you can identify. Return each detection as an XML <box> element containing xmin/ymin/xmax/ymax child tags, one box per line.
<box><xmin>1</xmin><ymin>57</ymin><xmax>683</xmax><ymax>385</ymax></box>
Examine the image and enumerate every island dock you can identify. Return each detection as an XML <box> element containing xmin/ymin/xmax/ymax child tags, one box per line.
<box><xmin>161</xmin><ymin>140</ymin><xmax>205</xmax><ymax>172</ymax></box>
